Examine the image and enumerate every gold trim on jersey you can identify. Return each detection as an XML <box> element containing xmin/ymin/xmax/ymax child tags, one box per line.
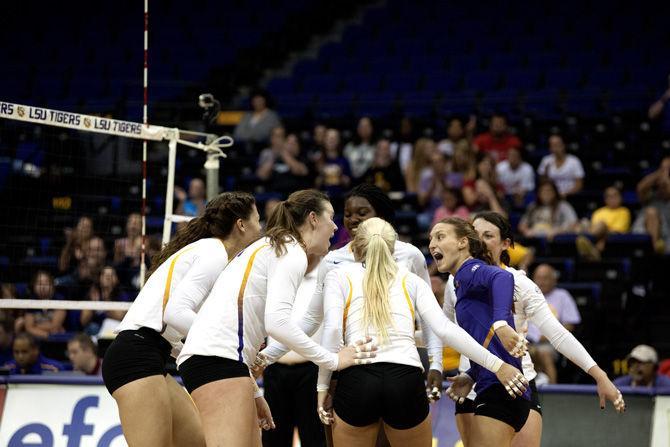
<box><xmin>162</xmin><ymin>247</ymin><xmax>195</xmax><ymax>313</ymax></box>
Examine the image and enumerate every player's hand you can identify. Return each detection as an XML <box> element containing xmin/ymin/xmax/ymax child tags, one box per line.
<box><xmin>495</xmin><ymin>363</ymin><xmax>528</xmax><ymax>398</ymax></box>
<box><xmin>250</xmin><ymin>352</ymin><xmax>268</xmax><ymax>379</ymax></box>
<box><xmin>317</xmin><ymin>390</ymin><xmax>334</xmax><ymax>425</ymax></box>
<box><xmin>426</xmin><ymin>369</ymin><xmax>443</xmax><ymax>403</ymax></box>
<box><xmin>597</xmin><ymin>376</ymin><xmax>626</xmax><ymax>413</ymax></box>
<box><xmin>446</xmin><ymin>373</ymin><xmax>475</xmax><ymax>404</ymax></box>
<box><xmin>495</xmin><ymin>324</ymin><xmax>528</xmax><ymax>358</ymax></box>
<box><xmin>337</xmin><ymin>336</ymin><xmax>377</xmax><ymax>370</ymax></box>
<box><xmin>255</xmin><ymin>396</ymin><xmax>275</xmax><ymax>431</ymax></box>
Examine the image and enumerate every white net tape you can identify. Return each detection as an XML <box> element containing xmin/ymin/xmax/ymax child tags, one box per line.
<box><xmin>0</xmin><ymin>299</ymin><xmax>131</xmax><ymax>311</ymax></box>
<box><xmin>0</xmin><ymin>100</ymin><xmax>230</xmax><ymax>238</ymax></box>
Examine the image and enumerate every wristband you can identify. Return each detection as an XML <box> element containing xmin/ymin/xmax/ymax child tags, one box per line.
<box><xmin>493</xmin><ymin>320</ymin><xmax>509</xmax><ymax>331</ymax></box>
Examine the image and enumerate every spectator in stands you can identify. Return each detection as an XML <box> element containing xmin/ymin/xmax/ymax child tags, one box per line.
<box><xmin>437</xmin><ymin>117</ymin><xmax>473</xmax><ymax>156</ymax></box>
<box><xmin>472</xmin><ymin>113</ymin><xmax>521</xmax><ymax>161</ymax></box>
<box><xmin>257</xmin><ymin>130</ymin><xmax>312</xmax><ymax>194</ymax></box>
<box><xmin>461</xmin><ymin>153</ymin><xmax>508</xmax><ymax>218</ymax></box>
<box><xmin>56</xmin><ymin>254</ymin><xmax>98</xmax><ymax>301</ymax></box>
<box><xmin>315</xmin><ymin>128</ymin><xmax>351</xmax><ymax>197</ymax></box>
<box><xmin>537</xmin><ymin>134</ymin><xmax>585</xmax><ymax>197</ymax></box>
<box><xmin>496</xmin><ymin>146</ymin><xmax>536</xmax><ymax>207</ymax></box>
<box><xmin>472</xmin><ymin>152</ymin><xmax>504</xmax><ymax>196</ymax></box>
<box><xmin>262</xmin><ymin>197</ymin><xmax>281</xmax><ymax>229</ymax></box>
<box><xmin>576</xmin><ymin>186</ymin><xmax>631</xmax><ymax>261</ymax></box>
<box><xmin>361</xmin><ymin>138</ymin><xmax>405</xmax><ymax>192</ymax></box>
<box><xmin>58</xmin><ymin>215</ymin><xmax>94</xmax><ymax>272</ymax></box>
<box><xmin>390</xmin><ymin>116</ymin><xmax>415</xmax><ymax>174</ymax></box>
<box><xmin>633</xmin><ymin>155</ymin><xmax>670</xmax><ymax>254</ymax></box>
<box><xmin>417</xmin><ymin>151</ymin><xmax>462</xmax><ymax>215</ymax></box>
<box><xmin>452</xmin><ymin>143</ymin><xmax>477</xmax><ymax>181</ymax></box>
<box><xmin>84</xmin><ymin>236</ymin><xmax>108</xmax><ymax>270</ymax></box>
<box><xmin>519</xmin><ymin>180</ymin><xmax>578</xmax><ymax>239</ymax></box>
<box><xmin>233</xmin><ymin>90</ymin><xmax>282</xmax><ymax>147</ymax></box>
<box><xmin>0</xmin><ymin>317</ymin><xmax>14</xmax><ymax>365</ymax></box>
<box><xmin>527</xmin><ymin>264</ymin><xmax>582</xmax><ymax>383</ymax></box>
<box><xmin>461</xmin><ymin>178</ymin><xmax>508</xmax><ymax>218</ymax></box>
<box><xmin>175</xmin><ymin>178</ymin><xmax>207</xmax><ymax>218</ymax></box>
<box><xmin>25</xmin><ymin>271</ymin><xmax>66</xmax><ymax>339</ymax></box>
<box><xmin>81</xmin><ymin>266</ymin><xmax>130</xmax><ymax>335</ymax></box>
<box><xmin>431</xmin><ymin>188</ymin><xmax>470</xmax><ymax>227</ymax></box>
<box><xmin>307</xmin><ymin>123</ymin><xmax>327</xmax><ymax>164</ymax></box>
<box><xmin>114</xmin><ymin>213</ymin><xmax>142</xmax><ymax>268</ymax></box>
<box><xmin>648</xmin><ymin>79</ymin><xmax>670</xmax><ymax>134</ymax></box>
<box><xmin>67</xmin><ymin>333</ymin><xmax>102</xmax><ymax>375</ymax></box>
<box><xmin>614</xmin><ymin>344</ymin><xmax>670</xmax><ymax>389</ymax></box>
<box><xmin>344</xmin><ymin>116</ymin><xmax>376</xmax><ymax>179</ymax></box>
<box><xmin>4</xmin><ymin>332</ymin><xmax>64</xmax><ymax>374</ymax></box>
<box><xmin>1</xmin><ymin>283</ymin><xmax>25</xmax><ymax>332</ymax></box>
<box><xmin>405</xmin><ymin>137</ymin><xmax>436</xmax><ymax>193</ymax></box>
<box><xmin>257</xmin><ymin>126</ymin><xmax>285</xmax><ymax>174</ymax></box>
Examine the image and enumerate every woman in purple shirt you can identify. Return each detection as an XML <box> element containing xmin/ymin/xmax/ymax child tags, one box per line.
<box><xmin>429</xmin><ymin>217</ymin><xmax>530</xmax><ymax>447</ymax></box>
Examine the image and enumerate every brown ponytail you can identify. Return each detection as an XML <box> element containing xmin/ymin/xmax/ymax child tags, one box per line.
<box><xmin>266</xmin><ymin>189</ymin><xmax>330</xmax><ymax>256</ymax></box>
<box><xmin>147</xmin><ymin>191</ymin><xmax>256</xmax><ymax>278</ymax></box>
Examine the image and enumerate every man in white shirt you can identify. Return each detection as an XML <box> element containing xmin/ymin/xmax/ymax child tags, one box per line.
<box><xmin>496</xmin><ymin>147</ymin><xmax>535</xmax><ymax>204</ymax></box>
<box><xmin>527</xmin><ymin>264</ymin><xmax>582</xmax><ymax>383</ymax></box>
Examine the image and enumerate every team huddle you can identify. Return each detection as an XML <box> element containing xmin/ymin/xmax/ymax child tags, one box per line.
<box><xmin>101</xmin><ymin>186</ymin><xmax>625</xmax><ymax>447</ymax></box>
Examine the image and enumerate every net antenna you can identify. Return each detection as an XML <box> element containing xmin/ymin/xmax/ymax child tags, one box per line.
<box><xmin>163</xmin><ymin>129</ymin><xmax>232</xmax><ymax>246</ymax></box>
<box><xmin>0</xmin><ymin>101</ymin><xmax>233</xmax><ymax>285</ymax></box>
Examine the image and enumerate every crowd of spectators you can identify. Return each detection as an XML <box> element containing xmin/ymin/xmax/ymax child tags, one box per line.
<box><xmin>1</xmin><ymin>94</ymin><xmax>670</xmax><ymax>384</ymax></box>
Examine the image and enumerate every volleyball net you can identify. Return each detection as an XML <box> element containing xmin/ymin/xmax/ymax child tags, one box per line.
<box><xmin>0</xmin><ymin>101</ymin><xmax>231</xmax><ymax>319</ymax></box>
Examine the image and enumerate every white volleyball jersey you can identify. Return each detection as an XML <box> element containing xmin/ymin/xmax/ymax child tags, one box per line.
<box><xmin>312</xmin><ymin>240</ymin><xmax>430</xmax><ymax>332</ymax></box>
<box><xmin>317</xmin><ymin>264</ymin><xmax>503</xmax><ymax>390</ymax></box>
<box><xmin>177</xmin><ymin>237</ymin><xmax>338</xmax><ymax>370</ymax></box>
<box><xmin>261</xmin><ymin>239</ymin><xmax>440</xmax><ymax>368</ymax></box>
<box><xmin>116</xmin><ymin>238</ymin><xmax>228</xmax><ymax>350</ymax></box>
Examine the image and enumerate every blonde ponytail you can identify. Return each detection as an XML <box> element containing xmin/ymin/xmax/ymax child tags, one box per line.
<box><xmin>351</xmin><ymin>217</ymin><xmax>398</xmax><ymax>343</ymax></box>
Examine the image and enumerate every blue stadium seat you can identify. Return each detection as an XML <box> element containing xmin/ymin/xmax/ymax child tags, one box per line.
<box><xmin>464</xmin><ymin>71</ymin><xmax>501</xmax><ymax>92</ymax></box>
<box><xmin>302</xmin><ymin>75</ymin><xmax>340</xmax><ymax>94</ymax></box>
<box><xmin>544</xmin><ymin>68</ymin><xmax>584</xmax><ymax>89</ymax></box>
<box><xmin>266</xmin><ymin>77</ymin><xmax>296</xmax><ymax>96</ymax></box>
<box><xmin>384</xmin><ymin>74</ymin><xmax>421</xmax><ymax>92</ymax></box>
<box><xmin>504</xmin><ymin>69</ymin><xmax>542</xmax><ymax>91</ymax></box>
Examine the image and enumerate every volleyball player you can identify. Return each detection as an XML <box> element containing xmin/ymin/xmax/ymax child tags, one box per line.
<box><xmin>101</xmin><ymin>192</ymin><xmax>261</xmax><ymax>447</ymax></box>
<box><xmin>443</xmin><ymin>212</ymin><xmax>625</xmax><ymax>447</ymax></box>
<box><xmin>253</xmin><ymin>184</ymin><xmax>443</xmax><ymax>446</ymax></box>
<box><xmin>257</xmin><ymin>184</ymin><xmax>443</xmax><ymax>384</ymax></box>
<box><xmin>429</xmin><ymin>217</ymin><xmax>532</xmax><ymax>447</ymax></box>
<box><xmin>177</xmin><ymin>189</ymin><xmax>377</xmax><ymax>447</ymax></box>
<box><xmin>316</xmin><ymin>217</ymin><xmax>526</xmax><ymax>447</ymax></box>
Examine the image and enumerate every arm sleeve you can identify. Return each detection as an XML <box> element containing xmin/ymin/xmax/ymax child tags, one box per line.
<box><xmin>482</xmin><ymin>267</ymin><xmax>515</xmax><ymax>324</ymax></box>
<box><xmin>529</xmin><ymin>301</ymin><xmax>596</xmax><ymax>373</ymax></box>
<box><xmin>163</xmin><ymin>250</ymin><xmax>227</xmax><ymax>336</ymax></box>
<box><xmin>265</xmin><ymin>246</ymin><xmax>339</xmax><ymax>371</ymax></box>
<box><xmin>409</xmin><ymin>250</ymin><xmax>444</xmax><ymax>372</ymax></box>
<box><xmin>261</xmin><ymin>259</ymin><xmax>329</xmax><ymax>363</ymax></box>
<box><xmin>317</xmin><ymin>270</ymin><xmax>346</xmax><ymax>391</ymax></box>
<box><xmin>443</xmin><ymin>276</ymin><xmax>457</xmax><ymax>323</ymax></box>
<box><xmin>414</xmin><ymin>278</ymin><xmax>503</xmax><ymax>373</ymax></box>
